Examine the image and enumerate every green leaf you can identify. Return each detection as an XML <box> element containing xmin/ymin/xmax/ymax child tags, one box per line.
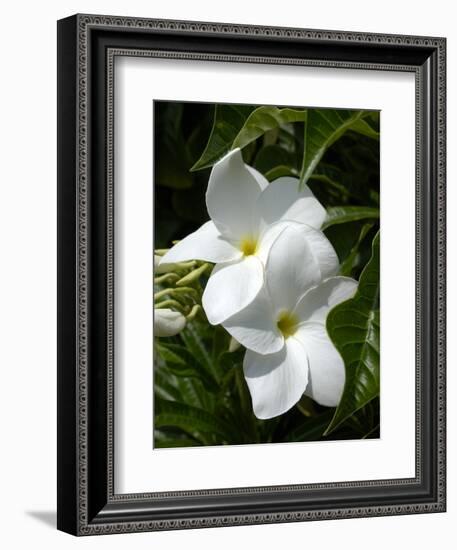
<box><xmin>191</xmin><ymin>104</ymin><xmax>254</xmax><ymax>171</ymax></box>
<box><xmin>211</xmin><ymin>325</ymin><xmax>230</xmax><ymax>363</ymax></box>
<box><xmin>350</xmin><ymin>118</ymin><xmax>380</xmax><ymax>140</ymax></box>
<box><xmin>155</xmin><ymin>437</ymin><xmax>201</xmax><ymax>448</ymax></box>
<box><xmin>153</xmin><ymin>368</ymin><xmax>184</xmax><ymax>402</ymax></box>
<box><xmin>232</xmin><ymin>107</ymin><xmax>306</xmax><ymax>150</ymax></box>
<box><xmin>155</xmin><ymin>399</ymin><xmax>234</xmax><ymax>441</ymax></box>
<box><xmin>156</xmin><ymin>342</ymin><xmax>218</xmax><ymax>390</ymax></box>
<box><xmin>154</xmin><ymin>435</ymin><xmax>201</xmax><ymax>449</ymax></box>
<box><xmin>325</xmin><ymin>231</ymin><xmax>380</xmax><ymax>435</ymax></box>
<box><xmin>325</xmin><ymin>222</ymin><xmax>363</xmax><ymax>266</ymax></box>
<box><xmin>285</xmin><ymin>410</ymin><xmax>335</xmax><ymax>442</ymax></box>
<box><xmin>253</xmin><ymin>144</ymin><xmax>299</xmax><ymax>181</ymax></box>
<box><xmin>339</xmin><ymin>222</ymin><xmax>374</xmax><ymax>276</ymax></box>
<box><xmin>179</xmin><ymin>323</ymin><xmax>221</xmax><ymax>384</ymax></box>
<box><xmin>322</xmin><ymin>206</ymin><xmax>380</xmax><ymax>230</ymax></box>
<box><xmin>253</xmin><ymin>145</ymin><xmax>295</xmax><ymax>174</ymax></box>
<box><xmin>192</xmin><ymin>105</ymin><xmax>306</xmax><ymax>171</ymax></box>
<box><xmin>299</xmin><ymin>109</ymin><xmax>377</xmax><ymax>188</ymax></box>
<box><xmin>362</xmin><ymin>423</ymin><xmax>380</xmax><ymax>439</ymax></box>
<box><xmin>174</xmin><ymin>377</ymin><xmax>205</xmax><ymax>409</ymax></box>
<box><xmin>154</xmin><ymin>362</ymin><xmax>207</xmax><ymax>409</ymax></box>
<box><xmin>156</xmin><ymin>343</ymin><xmax>190</xmax><ymax>366</ymax></box>
<box><xmin>264</xmin><ymin>165</ymin><xmax>297</xmax><ymax>181</ymax></box>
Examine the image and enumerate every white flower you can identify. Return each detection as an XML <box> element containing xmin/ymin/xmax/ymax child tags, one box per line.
<box><xmin>154</xmin><ymin>308</ymin><xmax>186</xmax><ymax>337</ymax></box>
<box><xmin>222</xmin><ymin>225</ymin><xmax>357</xmax><ymax>419</ymax></box>
<box><xmin>159</xmin><ymin>148</ymin><xmax>327</xmax><ymax>324</ymax></box>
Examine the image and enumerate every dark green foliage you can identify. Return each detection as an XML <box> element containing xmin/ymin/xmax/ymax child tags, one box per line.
<box><xmin>154</xmin><ymin>101</ymin><xmax>380</xmax><ymax>447</ymax></box>
<box><xmin>154</xmin><ymin>318</ymin><xmax>379</xmax><ymax>446</ymax></box>
<box><xmin>325</xmin><ymin>233</ymin><xmax>380</xmax><ymax>434</ymax></box>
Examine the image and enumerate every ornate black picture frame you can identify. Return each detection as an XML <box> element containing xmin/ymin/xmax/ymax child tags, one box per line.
<box><xmin>57</xmin><ymin>14</ymin><xmax>446</xmax><ymax>535</ymax></box>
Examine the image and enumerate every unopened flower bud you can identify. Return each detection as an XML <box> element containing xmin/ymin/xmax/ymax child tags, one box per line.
<box><xmin>154</xmin><ymin>308</ymin><xmax>186</xmax><ymax>337</ymax></box>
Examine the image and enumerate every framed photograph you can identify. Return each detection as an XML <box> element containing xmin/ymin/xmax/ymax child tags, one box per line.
<box><xmin>57</xmin><ymin>14</ymin><xmax>446</xmax><ymax>535</ymax></box>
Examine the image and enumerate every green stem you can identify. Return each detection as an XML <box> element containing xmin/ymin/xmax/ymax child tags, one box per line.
<box><xmin>154</xmin><ymin>287</ymin><xmax>198</xmax><ymax>301</ymax></box>
<box><xmin>154</xmin><ymin>299</ymin><xmax>186</xmax><ymax>313</ymax></box>
<box><xmin>154</xmin><ymin>273</ymin><xmax>180</xmax><ymax>285</ymax></box>
<box><xmin>186</xmin><ymin>304</ymin><xmax>201</xmax><ymax>321</ymax></box>
<box><xmin>176</xmin><ymin>263</ymin><xmax>210</xmax><ymax>287</ymax></box>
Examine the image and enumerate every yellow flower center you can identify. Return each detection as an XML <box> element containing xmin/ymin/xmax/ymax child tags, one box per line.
<box><xmin>239</xmin><ymin>236</ymin><xmax>259</xmax><ymax>256</ymax></box>
<box><xmin>277</xmin><ymin>311</ymin><xmax>299</xmax><ymax>338</ymax></box>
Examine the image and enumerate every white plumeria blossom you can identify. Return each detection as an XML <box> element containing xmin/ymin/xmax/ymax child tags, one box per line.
<box><xmin>159</xmin><ymin>148</ymin><xmax>327</xmax><ymax>324</ymax></box>
<box><xmin>222</xmin><ymin>225</ymin><xmax>358</xmax><ymax>419</ymax></box>
<box><xmin>154</xmin><ymin>308</ymin><xmax>187</xmax><ymax>337</ymax></box>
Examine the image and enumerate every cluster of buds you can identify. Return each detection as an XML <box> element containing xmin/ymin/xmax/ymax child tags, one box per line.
<box><xmin>154</xmin><ymin>248</ymin><xmax>211</xmax><ymax>338</ymax></box>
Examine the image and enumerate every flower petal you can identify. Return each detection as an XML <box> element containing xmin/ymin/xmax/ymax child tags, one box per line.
<box><xmin>257</xmin><ymin>176</ymin><xmax>326</xmax><ymax>229</ymax></box>
<box><xmin>299</xmin><ymin>224</ymin><xmax>339</xmax><ymax>279</ymax></box>
<box><xmin>154</xmin><ymin>309</ymin><xmax>186</xmax><ymax>337</ymax></box>
<box><xmin>294</xmin><ymin>276</ymin><xmax>358</xmax><ymax>325</ymax></box>
<box><xmin>246</xmin><ymin>165</ymin><xmax>269</xmax><ymax>191</ymax></box>
<box><xmin>202</xmin><ymin>256</ymin><xmax>263</xmax><ymax>325</ymax></box>
<box><xmin>222</xmin><ymin>286</ymin><xmax>284</xmax><ymax>355</ymax></box>
<box><xmin>159</xmin><ymin>221</ymin><xmax>241</xmax><ymax>265</ymax></box>
<box><xmin>264</xmin><ymin>224</ymin><xmax>323</xmax><ymax>313</ymax></box>
<box><xmin>255</xmin><ymin>220</ymin><xmax>290</xmax><ymax>264</ymax></box>
<box><xmin>206</xmin><ymin>149</ymin><xmax>262</xmax><ymax>240</ymax></box>
<box><xmin>243</xmin><ymin>337</ymin><xmax>309</xmax><ymax>419</ymax></box>
<box><xmin>295</xmin><ymin>323</ymin><xmax>345</xmax><ymax>407</ymax></box>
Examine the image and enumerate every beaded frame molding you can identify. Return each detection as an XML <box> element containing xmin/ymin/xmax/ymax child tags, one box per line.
<box><xmin>57</xmin><ymin>14</ymin><xmax>446</xmax><ymax>536</ymax></box>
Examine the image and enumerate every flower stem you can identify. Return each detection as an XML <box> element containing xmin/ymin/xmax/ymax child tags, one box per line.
<box><xmin>176</xmin><ymin>263</ymin><xmax>210</xmax><ymax>287</ymax></box>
